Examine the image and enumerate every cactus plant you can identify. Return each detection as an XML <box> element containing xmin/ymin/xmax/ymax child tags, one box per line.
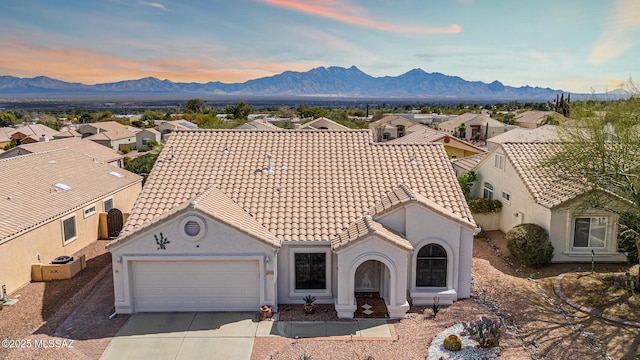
<box><xmin>443</xmin><ymin>334</ymin><xmax>462</xmax><ymax>351</ymax></box>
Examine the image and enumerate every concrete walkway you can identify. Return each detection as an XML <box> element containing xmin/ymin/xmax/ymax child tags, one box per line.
<box><xmin>101</xmin><ymin>312</ymin><xmax>392</xmax><ymax>360</ymax></box>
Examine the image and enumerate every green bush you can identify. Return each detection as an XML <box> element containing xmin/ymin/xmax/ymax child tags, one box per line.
<box><xmin>120</xmin><ymin>145</ymin><xmax>133</xmax><ymax>154</ymax></box>
<box><xmin>618</xmin><ymin>211</ymin><xmax>640</xmax><ymax>264</ymax></box>
<box><xmin>468</xmin><ymin>198</ymin><xmax>503</xmax><ymax>214</ymax></box>
<box><xmin>506</xmin><ymin>223</ymin><xmax>554</xmax><ymax>268</ymax></box>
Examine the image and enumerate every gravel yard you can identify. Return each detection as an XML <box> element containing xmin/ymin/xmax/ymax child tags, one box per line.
<box><xmin>2</xmin><ymin>233</ymin><xmax>639</xmax><ymax>360</ymax></box>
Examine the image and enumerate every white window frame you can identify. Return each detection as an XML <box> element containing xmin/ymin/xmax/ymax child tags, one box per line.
<box><xmin>61</xmin><ymin>214</ymin><xmax>77</xmax><ymax>245</ymax></box>
<box><xmin>83</xmin><ymin>204</ymin><xmax>96</xmax><ymax>218</ymax></box>
<box><xmin>289</xmin><ymin>247</ymin><xmax>332</xmax><ymax>298</ymax></box>
<box><xmin>494</xmin><ymin>153</ymin><xmax>505</xmax><ymax>170</ymax></box>
<box><xmin>483</xmin><ymin>182</ymin><xmax>494</xmax><ymax>200</ymax></box>
<box><xmin>103</xmin><ymin>197</ymin><xmax>113</xmax><ymax>213</ymax></box>
<box><xmin>572</xmin><ymin>217</ymin><xmax>608</xmax><ymax>249</ymax></box>
<box><xmin>501</xmin><ymin>190</ymin><xmax>511</xmax><ymax>203</ymax></box>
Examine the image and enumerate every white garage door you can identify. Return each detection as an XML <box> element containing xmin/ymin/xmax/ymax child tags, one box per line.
<box><xmin>131</xmin><ymin>260</ymin><xmax>260</xmax><ymax>312</ymax></box>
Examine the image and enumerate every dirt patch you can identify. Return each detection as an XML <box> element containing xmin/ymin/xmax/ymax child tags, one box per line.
<box><xmin>560</xmin><ymin>271</ymin><xmax>640</xmax><ymax>322</ymax></box>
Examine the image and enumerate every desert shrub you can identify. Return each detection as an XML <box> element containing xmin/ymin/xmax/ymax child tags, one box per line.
<box><xmin>461</xmin><ymin>316</ymin><xmax>510</xmax><ymax>348</ymax></box>
<box><xmin>506</xmin><ymin>223</ymin><xmax>554</xmax><ymax>268</ymax></box>
<box><xmin>146</xmin><ymin>140</ymin><xmax>159</xmax><ymax>149</ymax></box>
<box><xmin>120</xmin><ymin>145</ymin><xmax>133</xmax><ymax>154</ymax></box>
<box><xmin>468</xmin><ymin>198</ymin><xmax>502</xmax><ymax>214</ymax></box>
<box><xmin>618</xmin><ymin>211</ymin><xmax>640</xmax><ymax>264</ymax></box>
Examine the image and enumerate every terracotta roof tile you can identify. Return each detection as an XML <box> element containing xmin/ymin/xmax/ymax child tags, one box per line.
<box><xmin>0</xmin><ymin>149</ymin><xmax>142</xmax><ymax>243</ymax></box>
<box><xmin>0</xmin><ymin>137</ymin><xmax>123</xmax><ymax>163</ymax></box>
<box><xmin>120</xmin><ymin>130</ymin><xmax>474</xmax><ymax>241</ymax></box>
<box><xmin>333</xmin><ymin>215</ymin><xmax>413</xmax><ymax>251</ymax></box>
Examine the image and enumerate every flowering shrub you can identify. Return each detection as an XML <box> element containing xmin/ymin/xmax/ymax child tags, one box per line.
<box><xmin>460</xmin><ymin>316</ymin><xmax>510</xmax><ymax>348</ymax></box>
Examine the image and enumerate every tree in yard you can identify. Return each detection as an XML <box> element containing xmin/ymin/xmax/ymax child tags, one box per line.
<box><xmin>457</xmin><ymin>171</ymin><xmax>478</xmax><ymax>200</ymax></box>
<box><xmin>548</xmin><ymin>89</ymin><xmax>640</xmax><ymax>289</ymax></box>
<box><xmin>0</xmin><ymin>111</ymin><xmax>20</xmax><ymax>127</ymax></box>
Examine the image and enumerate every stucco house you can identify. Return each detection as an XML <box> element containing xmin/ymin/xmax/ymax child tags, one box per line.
<box><xmin>438</xmin><ymin>112</ymin><xmax>517</xmax><ymax>141</ymax></box>
<box><xmin>79</xmin><ymin>121</ymin><xmax>137</xmax><ymax>150</ymax></box>
<box><xmin>486</xmin><ymin>125</ymin><xmax>560</xmax><ymax>151</ymax></box>
<box><xmin>0</xmin><ymin>137</ymin><xmax>125</xmax><ymax>167</ymax></box>
<box><xmin>387</xmin><ymin>125</ymin><xmax>486</xmax><ymax>159</ymax></box>
<box><xmin>514</xmin><ymin>110</ymin><xmax>564</xmax><ymax>129</ymax></box>
<box><xmin>471</xmin><ymin>142</ymin><xmax>629</xmax><ymax>263</ymax></box>
<box><xmin>235</xmin><ymin>119</ymin><xmax>280</xmax><ymax>131</ymax></box>
<box><xmin>0</xmin><ymin>149</ymin><xmax>142</xmax><ymax>295</ymax></box>
<box><xmin>157</xmin><ymin>120</ymin><xmax>198</xmax><ymax>140</ymax></box>
<box><xmin>107</xmin><ymin>130</ymin><xmax>476</xmax><ymax>318</ymax></box>
<box><xmin>135</xmin><ymin>128</ymin><xmax>161</xmax><ymax>151</ymax></box>
<box><xmin>368</xmin><ymin>115</ymin><xmax>417</xmax><ymax>141</ymax></box>
<box><xmin>8</xmin><ymin>124</ymin><xmax>60</xmax><ymax>145</ymax></box>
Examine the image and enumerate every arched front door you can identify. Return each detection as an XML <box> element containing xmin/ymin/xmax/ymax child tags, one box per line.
<box><xmin>107</xmin><ymin>208</ymin><xmax>123</xmax><ymax>238</ymax></box>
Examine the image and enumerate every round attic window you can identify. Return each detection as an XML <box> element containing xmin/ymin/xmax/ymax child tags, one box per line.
<box><xmin>180</xmin><ymin>216</ymin><xmax>206</xmax><ymax>241</ymax></box>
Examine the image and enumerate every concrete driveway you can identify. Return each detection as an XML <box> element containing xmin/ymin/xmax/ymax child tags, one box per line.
<box><xmin>100</xmin><ymin>312</ymin><xmax>276</xmax><ymax>360</ymax></box>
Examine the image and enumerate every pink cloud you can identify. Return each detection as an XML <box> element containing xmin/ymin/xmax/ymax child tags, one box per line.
<box><xmin>0</xmin><ymin>39</ymin><xmax>318</xmax><ymax>84</ymax></box>
<box><xmin>259</xmin><ymin>0</ymin><xmax>461</xmax><ymax>34</ymax></box>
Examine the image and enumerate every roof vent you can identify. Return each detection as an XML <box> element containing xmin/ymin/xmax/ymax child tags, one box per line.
<box><xmin>408</xmin><ymin>155</ymin><xmax>418</xmax><ymax>165</ymax></box>
<box><xmin>53</xmin><ymin>183</ymin><xmax>71</xmax><ymax>191</ymax></box>
<box><xmin>170</xmin><ymin>144</ymin><xmax>175</xmax><ymax>160</ymax></box>
<box><xmin>108</xmin><ymin>171</ymin><xmax>124</xmax><ymax>178</ymax></box>
<box><xmin>262</xmin><ymin>154</ymin><xmax>275</xmax><ymax>173</ymax></box>
<box><xmin>275</xmin><ymin>185</ymin><xmax>285</xmax><ymax>194</ymax></box>
<box><xmin>280</xmin><ymin>162</ymin><xmax>288</xmax><ymax>170</ymax></box>
<box><xmin>409</xmin><ymin>193</ymin><xmax>417</xmax><ymax>201</ymax></box>
<box><xmin>189</xmin><ymin>200</ymin><xmax>198</xmax><ymax>208</ymax></box>
<box><xmin>223</xmin><ymin>145</ymin><xmax>230</xmax><ymax>154</ymax></box>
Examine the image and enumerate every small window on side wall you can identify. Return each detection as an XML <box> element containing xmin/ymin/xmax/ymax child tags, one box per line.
<box><xmin>494</xmin><ymin>153</ymin><xmax>505</xmax><ymax>170</ymax></box>
<box><xmin>104</xmin><ymin>198</ymin><xmax>113</xmax><ymax>213</ymax></box>
<box><xmin>501</xmin><ymin>191</ymin><xmax>511</xmax><ymax>202</ymax></box>
<box><xmin>62</xmin><ymin>216</ymin><xmax>77</xmax><ymax>244</ymax></box>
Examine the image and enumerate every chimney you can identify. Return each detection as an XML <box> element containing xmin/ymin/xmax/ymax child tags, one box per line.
<box><xmin>40</xmin><ymin>134</ymin><xmax>49</xmax><ymax>142</ymax></box>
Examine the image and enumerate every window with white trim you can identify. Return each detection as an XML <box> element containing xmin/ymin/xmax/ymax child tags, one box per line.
<box><xmin>494</xmin><ymin>153</ymin><xmax>505</xmax><ymax>170</ymax></box>
<box><xmin>295</xmin><ymin>253</ymin><xmax>326</xmax><ymax>290</ymax></box>
<box><xmin>62</xmin><ymin>216</ymin><xmax>77</xmax><ymax>244</ymax></box>
<box><xmin>501</xmin><ymin>191</ymin><xmax>511</xmax><ymax>202</ymax></box>
<box><xmin>416</xmin><ymin>244</ymin><xmax>447</xmax><ymax>287</ymax></box>
<box><xmin>483</xmin><ymin>182</ymin><xmax>494</xmax><ymax>199</ymax></box>
<box><xmin>83</xmin><ymin>205</ymin><xmax>96</xmax><ymax>218</ymax></box>
<box><xmin>573</xmin><ymin>217</ymin><xmax>607</xmax><ymax>248</ymax></box>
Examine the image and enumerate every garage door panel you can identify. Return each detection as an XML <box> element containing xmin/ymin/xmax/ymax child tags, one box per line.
<box><xmin>132</xmin><ymin>260</ymin><xmax>260</xmax><ymax>312</ymax></box>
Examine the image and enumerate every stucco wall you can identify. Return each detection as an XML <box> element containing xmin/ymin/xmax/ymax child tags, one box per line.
<box><xmin>109</xmin><ymin>211</ymin><xmax>278</xmax><ymax>313</ymax></box>
<box><xmin>0</xmin><ymin>182</ymin><xmax>141</xmax><ymax>295</ymax></box>
<box><xmin>276</xmin><ymin>242</ymin><xmax>333</xmax><ymax>304</ymax></box>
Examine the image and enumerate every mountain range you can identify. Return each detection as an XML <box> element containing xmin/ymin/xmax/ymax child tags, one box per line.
<box><xmin>0</xmin><ymin>66</ymin><xmax>575</xmax><ymax>101</ymax></box>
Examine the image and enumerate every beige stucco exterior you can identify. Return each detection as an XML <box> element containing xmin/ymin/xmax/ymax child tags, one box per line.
<box><xmin>135</xmin><ymin>129</ymin><xmax>161</xmax><ymax>150</ymax></box>
<box><xmin>472</xmin><ymin>149</ymin><xmax>627</xmax><ymax>263</ymax></box>
<box><xmin>0</xmin><ymin>182</ymin><xmax>141</xmax><ymax>295</ymax></box>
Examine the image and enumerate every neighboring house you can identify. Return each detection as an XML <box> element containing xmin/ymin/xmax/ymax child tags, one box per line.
<box><xmin>53</xmin><ymin>129</ymin><xmax>82</xmax><ymax>140</ymax></box>
<box><xmin>235</xmin><ymin>119</ymin><xmax>280</xmax><ymax>131</ymax></box>
<box><xmin>451</xmin><ymin>153</ymin><xmax>489</xmax><ymax>176</ymax></box>
<box><xmin>0</xmin><ymin>137</ymin><xmax>125</xmax><ymax>167</ymax></box>
<box><xmin>486</xmin><ymin>125</ymin><xmax>560</xmax><ymax>150</ymax></box>
<box><xmin>79</xmin><ymin>121</ymin><xmax>137</xmax><ymax>150</ymax></box>
<box><xmin>156</xmin><ymin>120</ymin><xmax>198</xmax><ymax>140</ymax></box>
<box><xmin>0</xmin><ymin>129</ymin><xmax>11</xmax><ymax>148</ymax></box>
<box><xmin>515</xmin><ymin>111</ymin><xmax>563</xmax><ymax>129</ymax></box>
<box><xmin>136</xmin><ymin>128</ymin><xmax>161</xmax><ymax>151</ymax></box>
<box><xmin>0</xmin><ymin>149</ymin><xmax>142</xmax><ymax>295</ymax></box>
<box><xmin>107</xmin><ymin>130</ymin><xmax>476</xmax><ymax>318</ymax></box>
<box><xmin>368</xmin><ymin>115</ymin><xmax>418</xmax><ymax>141</ymax></box>
<box><xmin>8</xmin><ymin>124</ymin><xmax>59</xmax><ymax>145</ymax></box>
<box><xmin>438</xmin><ymin>112</ymin><xmax>517</xmax><ymax>141</ymax></box>
<box><xmin>471</xmin><ymin>142</ymin><xmax>629</xmax><ymax>263</ymax></box>
<box><xmin>299</xmin><ymin>117</ymin><xmax>350</xmax><ymax>130</ymax></box>
<box><xmin>387</xmin><ymin>125</ymin><xmax>486</xmax><ymax>159</ymax></box>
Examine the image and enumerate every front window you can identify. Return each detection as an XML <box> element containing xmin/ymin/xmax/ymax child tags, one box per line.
<box><xmin>295</xmin><ymin>253</ymin><xmax>326</xmax><ymax>290</ymax></box>
<box><xmin>573</xmin><ymin>217</ymin><xmax>607</xmax><ymax>248</ymax></box>
<box><xmin>63</xmin><ymin>216</ymin><xmax>77</xmax><ymax>243</ymax></box>
<box><xmin>494</xmin><ymin>153</ymin><xmax>505</xmax><ymax>170</ymax></box>
<box><xmin>416</xmin><ymin>244</ymin><xmax>447</xmax><ymax>287</ymax></box>
<box><xmin>483</xmin><ymin>182</ymin><xmax>494</xmax><ymax>199</ymax></box>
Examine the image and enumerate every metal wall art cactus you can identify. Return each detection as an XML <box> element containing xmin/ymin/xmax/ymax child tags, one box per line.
<box><xmin>155</xmin><ymin>232</ymin><xmax>170</xmax><ymax>250</ymax></box>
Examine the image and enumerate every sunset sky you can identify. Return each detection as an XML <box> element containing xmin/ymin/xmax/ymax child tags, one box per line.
<box><xmin>1</xmin><ymin>0</ymin><xmax>638</xmax><ymax>93</ymax></box>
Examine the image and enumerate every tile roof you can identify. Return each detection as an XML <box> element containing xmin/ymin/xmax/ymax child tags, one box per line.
<box><xmin>368</xmin><ymin>115</ymin><xmax>417</xmax><ymax>130</ymax></box>
<box><xmin>10</xmin><ymin>124</ymin><xmax>60</xmax><ymax>139</ymax></box>
<box><xmin>235</xmin><ymin>120</ymin><xmax>280</xmax><ymax>131</ymax></box>
<box><xmin>386</xmin><ymin>125</ymin><xmax>485</xmax><ymax>151</ymax></box>
<box><xmin>437</xmin><ymin>112</ymin><xmax>505</xmax><ymax>131</ymax></box>
<box><xmin>333</xmin><ymin>215</ymin><xmax>413</xmax><ymax>251</ymax></box>
<box><xmin>452</xmin><ymin>153</ymin><xmax>488</xmax><ymax>172</ymax></box>
<box><xmin>80</xmin><ymin>121</ymin><xmax>128</xmax><ymax>133</ymax></box>
<box><xmin>162</xmin><ymin>120</ymin><xmax>198</xmax><ymax>130</ymax></box>
<box><xmin>120</xmin><ymin>130</ymin><xmax>474</xmax><ymax>241</ymax></box>
<box><xmin>53</xmin><ymin>130</ymin><xmax>82</xmax><ymax>139</ymax></box>
<box><xmin>300</xmin><ymin>117</ymin><xmax>350</xmax><ymax>130</ymax></box>
<box><xmin>86</xmin><ymin>129</ymin><xmax>136</xmax><ymax>141</ymax></box>
<box><xmin>515</xmin><ymin>111</ymin><xmax>559</xmax><ymax>125</ymax></box>
<box><xmin>487</xmin><ymin>125</ymin><xmax>560</xmax><ymax>144</ymax></box>
<box><xmin>0</xmin><ymin>137</ymin><xmax>123</xmax><ymax>163</ymax></box>
<box><xmin>501</xmin><ymin>142</ymin><xmax>587</xmax><ymax>208</ymax></box>
<box><xmin>0</xmin><ymin>149</ymin><xmax>142</xmax><ymax>243</ymax></box>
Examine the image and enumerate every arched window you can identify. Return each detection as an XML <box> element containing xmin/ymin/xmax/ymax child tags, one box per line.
<box><xmin>416</xmin><ymin>244</ymin><xmax>447</xmax><ymax>287</ymax></box>
<box><xmin>483</xmin><ymin>182</ymin><xmax>494</xmax><ymax>199</ymax></box>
